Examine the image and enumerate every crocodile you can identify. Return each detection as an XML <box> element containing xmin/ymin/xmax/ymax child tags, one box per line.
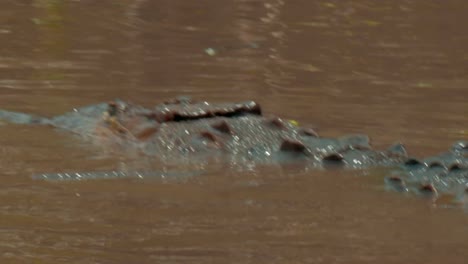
<box><xmin>0</xmin><ymin>97</ymin><xmax>466</xmax><ymax>199</ymax></box>
<box><xmin>386</xmin><ymin>141</ymin><xmax>468</xmax><ymax>197</ymax></box>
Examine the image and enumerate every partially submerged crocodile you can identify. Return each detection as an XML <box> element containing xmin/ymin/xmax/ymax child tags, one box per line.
<box><xmin>0</xmin><ymin>97</ymin><xmax>467</xmax><ymax>199</ymax></box>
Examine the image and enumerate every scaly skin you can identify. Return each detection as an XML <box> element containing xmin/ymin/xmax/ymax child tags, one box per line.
<box><xmin>45</xmin><ymin>98</ymin><xmax>408</xmax><ymax>167</ymax></box>
<box><xmin>386</xmin><ymin>141</ymin><xmax>468</xmax><ymax>197</ymax></box>
<box><xmin>0</xmin><ymin>97</ymin><xmax>466</xmax><ymax>201</ymax></box>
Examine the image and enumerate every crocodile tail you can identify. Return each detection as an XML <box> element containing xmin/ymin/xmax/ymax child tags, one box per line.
<box><xmin>0</xmin><ymin>109</ymin><xmax>48</xmax><ymax>125</ymax></box>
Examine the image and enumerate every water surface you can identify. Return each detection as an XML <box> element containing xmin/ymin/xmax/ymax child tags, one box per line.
<box><xmin>0</xmin><ymin>0</ymin><xmax>467</xmax><ymax>263</ymax></box>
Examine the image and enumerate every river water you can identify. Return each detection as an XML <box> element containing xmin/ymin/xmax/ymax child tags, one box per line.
<box><xmin>0</xmin><ymin>0</ymin><xmax>467</xmax><ymax>263</ymax></box>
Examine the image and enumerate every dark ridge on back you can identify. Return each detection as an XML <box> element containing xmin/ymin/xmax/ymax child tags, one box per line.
<box><xmin>150</xmin><ymin>101</ymin><xmax>262</xmax><ymax>123</ymax></box>
<box><xmin>171</xmin><ymin>107</ymin><xmax>257</xmax><ymax>122</ymax></box>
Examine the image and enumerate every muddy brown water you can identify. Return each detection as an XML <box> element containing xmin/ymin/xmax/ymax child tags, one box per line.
<box><xmin>0</xmin><ymin>0</ymin><xmax>467</xmax><ymax>263</ymax></box>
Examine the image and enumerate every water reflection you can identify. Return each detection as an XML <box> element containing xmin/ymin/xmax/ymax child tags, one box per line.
<box><xmin>33</xmin><ymin>0</ymin><xmax>67</xmax><ymax>83</ymax></box>
<box><xmin>121</xmin><ymin>0</ymin><xmax>146</xmax><ymax>92</ymax></box>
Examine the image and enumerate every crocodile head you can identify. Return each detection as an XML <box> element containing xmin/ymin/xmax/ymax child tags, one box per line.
<box><xmin>101</xmin><ymin>98</ymin><xmax>262</xmax><ymax>140</ymax></box>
